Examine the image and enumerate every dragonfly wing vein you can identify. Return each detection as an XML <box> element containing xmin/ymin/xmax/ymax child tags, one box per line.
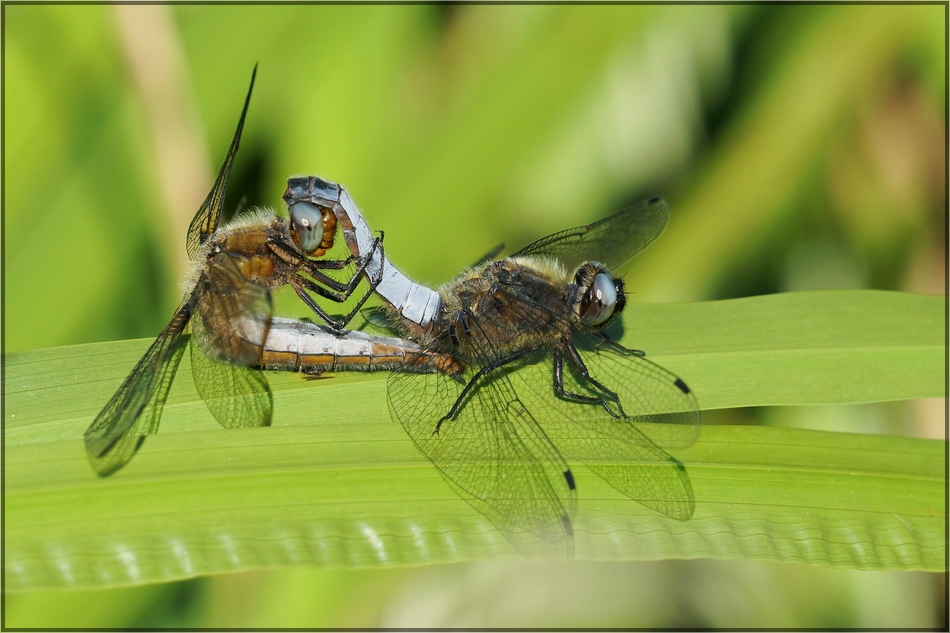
<box><xmin>389</xmin><ymin>355</ymin><xmax>578</xmax><ymax>557</ymax></box>
<box><xmin>512</xmin><ymin>197</ymin><xmax>670</xmax><ymax>272</ymax></box>
<box><xmin>83</xmin><ymin>304</ymin><xmax>191</xmax><ymax>476</ymax></box>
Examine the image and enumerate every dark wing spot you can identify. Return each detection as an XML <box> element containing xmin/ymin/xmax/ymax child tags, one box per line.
<box><xmin>560</xmin><ymin>513</ymin><xmax>574</xmax><ymax>537</ymax></box>
<box><xmin>563</xmin><ymin>469</ymin><xmax>576</xmax><ymax>490</ymax></box>
<box><xmin>674</xmin><ymin>377</ymin><xmax>691</xmax><ymax>394</ymax></box>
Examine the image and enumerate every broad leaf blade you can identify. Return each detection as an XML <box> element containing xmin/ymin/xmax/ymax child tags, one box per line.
<box><xmin>3</xmin><ymin>291</ymin><xmax>945</xmax><ymax>590</ymax></box>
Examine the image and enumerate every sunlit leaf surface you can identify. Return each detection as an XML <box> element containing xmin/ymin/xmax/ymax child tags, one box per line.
<box><xmin>4</xmin><ymin>3</ymin><xmax>943</xmax><ymax>629</ymax></box>
<box><xmin>4</xmin><ymin>291</ymin><xmax>944</xmax><ymax>590</ymax></box>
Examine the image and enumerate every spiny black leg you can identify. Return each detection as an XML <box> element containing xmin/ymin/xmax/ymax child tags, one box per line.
<box><xmin>565</xmin><ymin>343</ymin><xmax>619</xmax><ymax>399</ymax></box>
<box><xmin>267</xmin><ymin>239</ymin><xmax>354</xmax><ymax>293</ymax></box>
<box><xmin>346</xmin><ymin>232</ymin><xmax>386</xmax><ymax>290</ymax></box>
<box><xmin>289</xmin><ymin>278</ymin><xmax>346</xmax><ymax>330</ymax></box>
<box><xmin>269</xmin><ymin>235</ymin><xmax>375</xmax><ymax>295</ymax></box>
<box><xmin>327</xmin><ymin>272</ymin><xmax>379</xmax><ymax>330</ymax></box>
<box><xmin>343</xmin><ymin>232</ymin><xmax>385</xmax><ymax>289</ymax></box>
<box><xmin>553</xmin><ymin>346</ymin><xmax>601</xmax><ymax>406</ymax></box>
<box><xmin>289</xmin><ymin>234</ymin><xmax>389</xmax><ymax>330</ymax></box>
<box><xmin>292</xmin><ymin>273</ymin><xmax>379</xmax><ymax>331</ymax></box>
<box><xmin>295</xmin><ymin>276</ymin><xmax>353</xmax><ymax>303</ymax></box>
<box><xmin>601</xmin><ymin>335</ymin><xmax>645</xmax><ymax>357</ymax></box>
<box><xmin>294</xmin><ymin>233</ymin><xmax>382</xmax><ymax>300</ymax></box>
<box><xmin>305</xmin><ymin>267</ymin><xmax>353</xmax><ymax>294</ymax></box>
<box><xmin>301</xmin><ymin>233</ymin><xmax>385</xmax><ymax>296</ymax></box>
<box><xmin>435</xmin><ymin>346</ymin><xmax>539</xmax><ymax>434</ymax></box>
<box><xmin>307</xmin><ymin>258</ymin><xmax>351</xmax><ymax>271</ymax></box>
<box><xmin>564</xmin><ymin>342</ymin><xmax>626</xmax><ymax>417</ymax></box>
<box><xmin>552</xmin><ymin>346</ymin><xmax>619</xmax><ymax>417</ymax></box>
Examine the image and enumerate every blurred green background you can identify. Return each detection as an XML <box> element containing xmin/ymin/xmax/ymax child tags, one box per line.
<box><xmin>4</xmin><ymin>4</ymin><xmax>945</xmax><ymax>628</ymax></box>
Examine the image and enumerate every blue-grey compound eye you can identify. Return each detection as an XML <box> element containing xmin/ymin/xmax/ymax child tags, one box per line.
<box><xmin>289</xmin><ymin>202</ymin><xmax>324</xmax><ymax>254</ymax></box>
<box><xmin>580</xmin><ymin>272</ymin><xmax>618</xmax><ymax>325</ymax></box>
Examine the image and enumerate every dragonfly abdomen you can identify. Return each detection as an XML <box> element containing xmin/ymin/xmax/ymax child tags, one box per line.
<box><xmin>282</xmin><ymin>176</ymin><xmax>443</xmax><ymax>333</ymax></box>
<box><xmin>257</xmin><ymin>317</ymin><xmax>457</xmax><ymax>376</ymax></box>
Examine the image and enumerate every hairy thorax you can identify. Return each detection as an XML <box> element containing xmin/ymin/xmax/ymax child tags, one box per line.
<box><xmin>437</xmin><ymin>258</ymin><xmax>576</xmax><ymax>361</ymax></box>
<box><xmin>206</xmin><ymin>214</ymin><xmax>305</xmax><ymax>290</ymax></box>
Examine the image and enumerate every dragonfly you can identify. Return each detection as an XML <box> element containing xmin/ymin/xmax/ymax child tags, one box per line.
<box><xmin>284</xmin><ymin>176</ymin><xmax>700</xmax><ymax>556</ymax></box>
<box><xmin>83</xmin><ymin>68</ymin><xmax>399</xmax><ymax>476</ymax></box>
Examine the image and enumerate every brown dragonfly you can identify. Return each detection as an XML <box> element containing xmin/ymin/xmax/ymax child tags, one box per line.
<box><xmin>83</xmin><ymin>67</ymin><xmax>418</xmax><ymax>476</ymax></box>
<box><xmin>285</xmin><ymin>177</ymin><xmax>700</xmax><ymax>556</ymax></box>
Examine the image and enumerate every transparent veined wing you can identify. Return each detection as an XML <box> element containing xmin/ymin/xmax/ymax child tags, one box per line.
<box><xmin>485</xmin><ymin>254</ymin><xmax>700</xmax><ymax>450</ymax></box>
<box><xmin>512</xmin><ymin>331</ymin><xmax>699</xmax><ymax>522</ymax></box>
<box><xmin>485</xmin><ymin>273</ymin><xmax>700</xmax><ymax>520</ymax></box>
<box><xmin>190</xmin><ymin>251</ymin><xmax>274</xmax><ymax>429</ymax></box>
<box><xmin>470</xmin><ymin>243</ymin><xmax>505</xmax><ymax>267</ymax></box>
<box><xmin>83</xmin><ymin>304</ymin><xmax>191</xmax><ymax>477</ymax></box>
<box><xmin>388</xmin><ymin>353</ymin><xmax>579</xmax><ymax>557</ymax></box>
<box><xmin>386</xmin><ymin>264</ymin><xmax>699</xmax><ymax>553</ymax></box>
<box><xmin>512</xmin><ymin>197</ymin><xmax>669</xmax><ymax>272</ymax></box>
<box><xmin>185</xmin><ymin>65</ymin><xmax>257</xmax><ymax>259</ymax></box>
<box><xmin>189</xmin><ymin>343</ymin><xmax>272</xmax><ymax>431</ymax></box>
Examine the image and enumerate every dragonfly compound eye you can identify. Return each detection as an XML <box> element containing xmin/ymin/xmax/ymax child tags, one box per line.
<box><xmin>290</xmin><ymin>201</ymin><xmax>327</xmax><ymax>254</ymax></box>
<box><xmin>580</xmin><ymin>272</ymin><xmax>618</xmax><ymax>326</ymax></box>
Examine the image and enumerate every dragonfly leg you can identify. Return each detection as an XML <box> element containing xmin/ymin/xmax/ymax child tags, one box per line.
<box><xmin>288</xmin><ymin>277</ymin><xmax>351</xmax><ymax>330</ymax></box>
<box><xmin>327</xmin><ymin>274</ymin><xmax>379</xmax><ymax>331</ymax></box>
<box><xmin>267</xmin><ymin>238</ymin><xmax>354</xmax><ymax>293</ymax></box>
<box><xmin>601</xmin><ymin>336</ymin><xmax>646</xmax><ymax>357</ymax></box>
<box><xmin>270</xmin><ymin>237</ymin><xmax>371</xmax><ymax>294</ymax></box>
<box><xmin>291</xmin><ymin>282</ymin><xmax>373</xmax><ymax>331</ymax></box>
<box><xmin>435</xmin><ymin>346</ymin><xmax>539</xmax><ymax>434</ymax></box>
<box><xmin>306</xmin><ymin>258</ymin><xmax>350</xmax><ymax>271</ymax></box>
<box><xmin>367</xmin><ymin>231</ymin><xmax>386</xmax><ymax>288</ymax></box>
<box><xmin>555</xmin><ymin>344</ymin><xmax>625</xmax><ymax>418</ymax></box>
<box><xmin>292</xmin><ymin>267</ymin><xmax>378</xmax><ymax>331</ymax></box>
<box><xmin>281</xmin><ymin>233</ymin><xmax>386</xmax><ymax>330</ymax></box>
<box><xmin>303</xmin><ymin>267</ymin><xmax>355</xmax><ymax>294</ymax></box>
<box><xmin>301</xmin><ymin>231</ymin><xmax>385</xmax><ymax>296</ymax></box>
<box><xmin>294</xmin><ymin>235</ymin><xmax>382</xmax><ymax>301</ymax></box>
<box><xmin>552</xmin><ymin>346</ymin><xmax>604</xmax><ymax>407</ymax></box>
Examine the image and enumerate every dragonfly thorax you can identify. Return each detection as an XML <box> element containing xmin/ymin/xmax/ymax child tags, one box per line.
<box><xmin>433</xmin><ymin>258</ymin><xmax>574</xmax><ymax>361</ymax></box>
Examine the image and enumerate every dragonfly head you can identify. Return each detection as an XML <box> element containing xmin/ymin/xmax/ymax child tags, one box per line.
<box><xmin>574</xmin><ymin>262</ymin><xmax>625</xmax><ymax>328</ymax></box>
<box><xmin>284</xmin><ymin>176</ymin><xmax>342</xmax><ymax>257</ymax></box>
<box><xmin>287</xmin><ymin>200</ymin><xmax>337</xmax><ymax>256</ymax></box>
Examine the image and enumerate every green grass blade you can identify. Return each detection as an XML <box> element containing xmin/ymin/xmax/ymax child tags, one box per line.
<box><xmin>4</xmin><ymin>290</ymin><xmax>945</xmax><ymax>590</ymax></box>
<box><xmin>623</xmin><ymin>290</ymin><xmax>945</xmax><ymax>408</ymax></box>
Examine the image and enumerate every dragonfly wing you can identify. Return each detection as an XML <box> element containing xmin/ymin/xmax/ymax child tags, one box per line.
<box><xmin>190</xmin><ymin>251</ymin><xmax>274</xmax><ymax>429</ymax></box>
<box><xmin>83</xmin><ymin>304</ymin><xmax>191</xmax><ymax>477</ymax></box>
<box><xmin>469</xmin><ymin>257</ymin><xmax>698</xmax><ymax>521</ymax></box>
<box><xmin>185</xmin><ymin>65</ymin><xmax>257</xmax><ymax>259</ymax></box>
<box><xmin>192</xmin><ymin>251</ymin><xmax>274</xmax><ymax>364</ymax></box>
<box><xmin>512</xmin><ymin>331</ymin><xmax>699</xmax><ymax>521</ymax></box>
<box><xmin>470</xmin><ymin>243</ymin><xmax>505</xmax><ymax>267</ymax></box>
<box><xmin>572</xmin><ymin>332</ymin><xmax>701</xmax><ymax>446</ymax></box>
<box><xmin>358</xmin><ymin>305</ymin><xmax>403</xmax><ymax>335</ymax></box>
<box><xmin>566</xmin><ymin>429</ymin><xmax>694</xmax><ymax>520</ymax></box>
<box><xmin>512</xmin><ymin>197</ymin><xmax>669</xmax><ymax>272</ymax></box>
<box><xmin>389</xmin><ymin>358</ymin><xmax>578</xmax><ymax>557</ymax></box>
<box><xmin>189</xmin><ymin>341</ymin><xmax>272</xmax><ymax>430</ymax></box>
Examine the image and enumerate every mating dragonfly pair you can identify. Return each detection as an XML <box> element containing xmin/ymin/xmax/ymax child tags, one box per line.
<box><xmin>85</xmin><ymin>67</ymin><xmax>700</xmax><ymax>556</ymax></box>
